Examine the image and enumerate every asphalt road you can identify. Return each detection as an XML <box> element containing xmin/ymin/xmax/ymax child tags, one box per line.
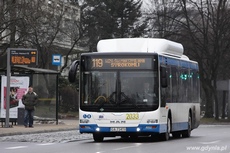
<box><xmin>1</xmin><ymin>124</ymin><xmax>230</xmax><ymax>153</ymax></box>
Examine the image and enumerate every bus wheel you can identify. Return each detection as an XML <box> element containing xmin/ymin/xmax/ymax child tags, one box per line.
<box><xmin>160</xmin><ymin>117</ymin><xmax>171</xmax><ymax>141</ymax></box>
<box><xmin>130</xmin><ymin>135</ymin><xmax>138</xmax><ymax>141</ymax></box>
<box><xmin>93</xmin><ymin>133</ymin><xmax>104</xmax><ymax>142</ymax></box>
<box><xmin>182</xmin><ymin>114</ymin><xmax>191</xmax><ymax>138</ymax></box>
<box><xmin>121</xmin><ymin>135</ymin><xmax>129</xmax><ymax>139</ymax></box>
<box><xmin>172</xmin><ymin>132</ymin><xmax>181</xmax><ymax>138</ymax></box>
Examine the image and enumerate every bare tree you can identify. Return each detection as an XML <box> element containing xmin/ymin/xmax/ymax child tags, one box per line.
<box><xmin>15</xmin><ymin>1</ymin><xmax>82</xmax><ymax>70</ymax></box>
<box><xmin>143</xmin><ymin>0</ymin><xmax>183</xmax><ymax>39</ymax></box>
<box><xmin>179</xmin><ymin>0</ymin><xmax>230</xmax><ymax>119</ymax></box>
<box><xmin>144</xmin><ymin>0</ymin><xmax>230</xmax><ymax>119</ymax></box>
<box><xmin>0</xmin><ymin>0</ymin><xmax>23</xmax><ymax>52</ymax></box>
<box><xmin>17</xmin><ymin>1</ymin><xmax>64</xmax><ymax>68</ymax></box>
<box><xmin>59</xmin><ymin>20</ymin><xmax>84</xmax><ymax>73</ymax></box>
<box><xmin>15</xmin><ymin>1</ymin><xmax>82</xmax><ymax>104</ymax></box>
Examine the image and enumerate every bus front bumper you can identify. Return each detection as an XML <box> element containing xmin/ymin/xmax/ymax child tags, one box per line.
<box><xmin>79</xmin><ymin>124</ymin><xmax>167</xmax><ymax>134</ymax></box>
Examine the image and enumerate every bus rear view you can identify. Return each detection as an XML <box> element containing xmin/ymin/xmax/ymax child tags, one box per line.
<box><xmin>68</xmin><ymin>38</ymin><xmax>200</xmax><ymax>142</ymax></box>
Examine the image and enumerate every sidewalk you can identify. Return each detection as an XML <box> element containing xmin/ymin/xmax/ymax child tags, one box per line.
<box><xmin>0</xmin><ymin>119</ymin><xmax>79</xmax><ymax>137</ymax></box>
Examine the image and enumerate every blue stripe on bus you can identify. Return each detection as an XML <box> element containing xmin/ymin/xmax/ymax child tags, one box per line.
<box><xmin>79</xmin><ymin>122</ymin><xmax>188</xmax><ymax>133</ymax></box>
<box><xmin>171</xmin><ymin>122</ymin><xmax>188</xmax><ymax>131</ymax></box>
<box><xmin>79</xmin><ymin>124</ymin><xmax>169</xmax><ymax>133</ymax></box>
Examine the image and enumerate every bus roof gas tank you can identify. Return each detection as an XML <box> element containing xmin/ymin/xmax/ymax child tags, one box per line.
<box><xmin>97</xmin><ymin>38</ymin><xmax>184</xmax><ymax>57</ymax></box>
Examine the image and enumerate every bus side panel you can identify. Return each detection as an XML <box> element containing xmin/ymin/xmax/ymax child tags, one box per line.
<box><xmin>158</xmin><ymin>107</ymin><xmax>169</xmax><ymax>133</ymax></box>
<box><xmin>193</xmin><ymin>104</ymin><xmax>200</xmax><ymax>129</ymax></box>
<box><xmin>167</xmin><ymin>103</ymin><xmax>200</xmax><ymax>132</ymax></box>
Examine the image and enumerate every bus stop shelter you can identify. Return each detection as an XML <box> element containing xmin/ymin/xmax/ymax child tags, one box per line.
<box><xmin>0</xmin><ymin>65</ymin><xmax>60</xmax><ymax>126</ymax></box>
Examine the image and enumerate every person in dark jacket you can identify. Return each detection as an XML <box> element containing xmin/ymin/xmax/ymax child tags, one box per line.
<box><xmin>22</xmin><ymin>86</ymin><xmax>38</xmax><ymax>128</ymax></box>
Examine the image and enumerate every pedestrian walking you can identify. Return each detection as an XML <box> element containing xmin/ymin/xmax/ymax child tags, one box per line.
<box><xmin>22</xmin><ymin>86</ymin><xmax>38</xmax><ymax>128</ymax></box>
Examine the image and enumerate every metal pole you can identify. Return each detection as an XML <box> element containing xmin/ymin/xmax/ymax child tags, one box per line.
<box><xmin>56</xmin><ymin>74</ymin><xmax>59</xmax><ymax>125</ymax></box>
<box><xmin>228</xmin><ymin>80</ymin><xmax>230</xmax><ymax>119</ymax></box>
<box><xmin>5</xmin><ymin>48</ymin><xmax>11</xmax><ymax>128</ymax></box>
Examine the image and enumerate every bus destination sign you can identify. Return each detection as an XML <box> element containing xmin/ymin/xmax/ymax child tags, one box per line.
<box><xmin>10</xmin><ymin>50</ymin><xmax>38</xmax><ymax>66</ymax></box>
<box><xmin>91</xmin><ymin>58</ymin><xmax>152</xmax><ymax>69</ymax></box>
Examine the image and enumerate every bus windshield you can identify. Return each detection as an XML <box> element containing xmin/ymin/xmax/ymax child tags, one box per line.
<box><xmin>81</xmin><ymin>70</ymin><xmax>159</xmax><ymax>112</ymax></box>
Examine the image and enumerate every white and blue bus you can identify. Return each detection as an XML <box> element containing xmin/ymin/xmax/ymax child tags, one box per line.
<box><xmin>68</xmin><ymin>38</ymin><xmax>200</xmax><ymax>142</ymax></box>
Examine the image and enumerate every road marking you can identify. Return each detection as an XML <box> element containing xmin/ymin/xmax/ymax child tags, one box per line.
<box><xmin>6</xmin><ymin>146</ymin><xmax>28</xmax><ymax>149</ymax></box>
<box><xmin>113</xmin><ymin>146</ymin><xmax>136</xmax><ymax>151</ymax></box>
<box><xmin>200</xmin><ymin>140</ymin><xmax>220</xmax><ymax>144</ymax></box>
<box><xmin>113</xmin><ymin>144</ymin><xmax>142</xmax><ymax>151</ymax></box>
<box><xmin>37</xmin><ymin>143</ymin><xmax>55</xmax><ymax>146</ymax></box>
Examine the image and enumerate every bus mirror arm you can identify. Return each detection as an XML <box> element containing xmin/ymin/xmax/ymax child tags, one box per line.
<box><xmin>160</xmin><ymin>66</ymin><xmax>168</xmax><ymax>88</ymax></box>
<box><xmin>68</xmin><ymin>60</ymin><xmax>79</xmax><ymax>83</ymax></box>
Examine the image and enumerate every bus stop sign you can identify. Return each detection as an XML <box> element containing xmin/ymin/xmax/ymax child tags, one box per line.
<box><xmin>52</xmin><ymin>54</ymin><xmax>61</xmax><ymax>66</ymax></box>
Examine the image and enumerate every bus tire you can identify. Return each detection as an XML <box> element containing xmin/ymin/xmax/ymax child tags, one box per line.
<box><xmin>93</xmin><ymin>133</ymin><xmax>104</xmax><ymax>142</ymax></box>
<box><xmin>160</xmin><ymin>117</ymin><xmax>171</xmax><ymax>141</ymax></box>
<box><xmin>121</xmin><ymin>135</ymin><xmax>129</xmax><ymax>139</ymax></box>
<box><xmin>182</xmin><ymin>114</ymin><xmax>192</xmax><ymax>138</ymax></box>
<box><xmin>172</xmin><ymin>132</ymin><xmax>181</xmax><ymax>138</ymax></box>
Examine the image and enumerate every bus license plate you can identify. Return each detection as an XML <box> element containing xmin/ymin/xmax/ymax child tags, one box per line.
<box><xmin>110</xmin><ymin>127</ymin><xmax>126</xmax><ymax>132</ymax></box>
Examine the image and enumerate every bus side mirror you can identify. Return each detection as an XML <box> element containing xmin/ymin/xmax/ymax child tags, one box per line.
<box><xmin>68</xmin><ymin>60</ymin><xmax>79</xmax><ymax>83</ymax></box>
<box><xmin>160</xmin><ymin>66</ymin><xmax>168</xmax><ymax>88</ymax></box>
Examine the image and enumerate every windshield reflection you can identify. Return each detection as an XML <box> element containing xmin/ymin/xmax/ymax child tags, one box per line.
<box><xmin>81</xmin><ymin>71</ymin><xmax>159</xmax><ymax>112</ymax></box>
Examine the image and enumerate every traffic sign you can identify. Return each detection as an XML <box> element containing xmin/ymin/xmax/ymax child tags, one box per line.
<box><xmin>52</xmin><ymin>54</ymin><xmax>61</xmax><ymax>66</ymax></box>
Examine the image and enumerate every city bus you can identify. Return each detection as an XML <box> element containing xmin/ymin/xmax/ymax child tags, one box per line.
<box><xmin>68</xmin><ymin>38</ymin><xmax>200</xmax><ymax>142</ymax></box>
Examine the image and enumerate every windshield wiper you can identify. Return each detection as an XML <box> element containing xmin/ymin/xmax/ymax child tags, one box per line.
<box><xmin>107</xmin><ymin>91</ymin><xmax>116</xmax><ymax>104</ymax></box>
<box><xmin>117</xmin><ymin>92</ymin><xmax>141</xmax><ymax>109</ymax></box>
<box><xmin>118</xmin><ymin>92</ymin><xmax>130</xmax><ymax>104</ymax></box>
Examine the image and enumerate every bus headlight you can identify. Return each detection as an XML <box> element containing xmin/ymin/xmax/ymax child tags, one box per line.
<box><xmin>147</xmin><ymin>119</ymin><xmax>158</xmax><ymax>123</ymax></box>
<box><xmin>136</xmin><ymin>128</ymin><xmax>141</xmax><ymax>132</ymax></box>
<box><xmin>96</xmin><ymin>127</ymin><xmax>100</xmax><ymax>131</ymax></box>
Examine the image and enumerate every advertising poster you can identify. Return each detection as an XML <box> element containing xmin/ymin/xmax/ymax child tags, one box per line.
<box><xmin>0</xmin><ymin>76</ymin><xmax>29</xmax><ymax>118</ymax></box>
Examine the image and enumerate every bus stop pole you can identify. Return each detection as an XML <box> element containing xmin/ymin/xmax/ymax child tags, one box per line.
<box><xmin>228</xmin><ymin>81</ymin><xmax>230</xmax><ymax>119</ymax></box>
<box><xmin>5</xmin><ymin>48</ymin><xmax>11</xmax><ymax>128</ymax></box>
<box><xmin>56</xmin><ymin>74</ymin><xmax>59</xmax><ymax>125</ymax></box>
